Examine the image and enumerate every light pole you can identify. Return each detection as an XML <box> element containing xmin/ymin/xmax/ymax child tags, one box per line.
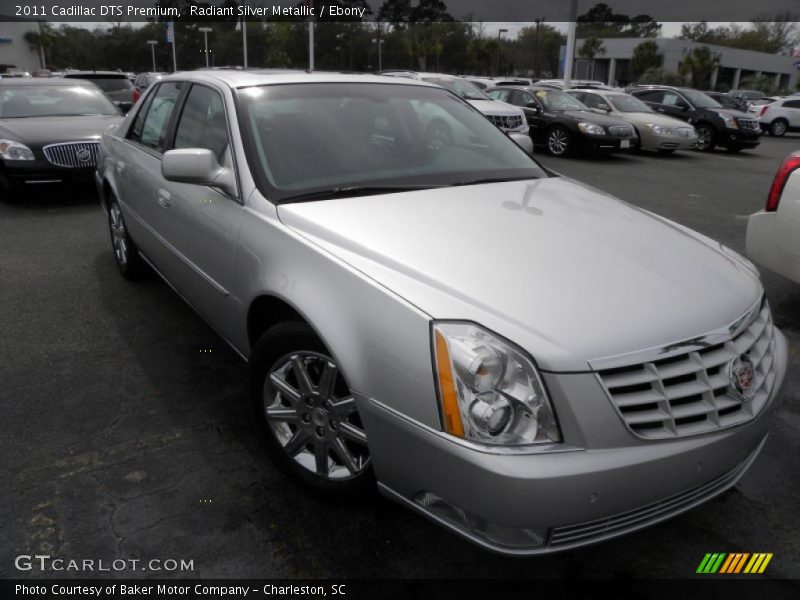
<box><xmin>374</xmin><ymin>37</ymin><xmax>384</xmax><ymax>72</ymax></box>
<box><xmin>198</xmin><ymin>27</ymin><xmax>212</xmax><ymax>68</ymax></box>
<box><xmin>533</xmin><ymin>18</ymin><xmax>544</xmax><ymax>78</ymax></box>
<box><xmin>147</xmin><ymin>40</ymin><xmax>157</xmax><ymax>72</ymax></box>
<box><xmin>496</xmin><ymin>28</ymin><xmax>508</xmax><ymax>76</ymax></box>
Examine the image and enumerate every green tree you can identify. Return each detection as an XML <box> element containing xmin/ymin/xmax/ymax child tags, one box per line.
<box><xmin>637</xmin><ymin>67</ymin><xmax>684</xmax><ymax>86</ymax></box>
<box><xmin>24</xmin><ymin>23</ymin><xmax>56</xmax><ymax>69</ymax></box>
<box><xmin>678</xmin><ymin>46</ymin><xmax>718</xmax><ymax>88</ymax></box>
<box><xmin>576</xmin><ymin>3</ymin><xmax>660</xmax><ymax>39</ymax></box>
<box><xmin>578</xmin><ymin>36</ymin><xmax>605</xmax><ymax>80</ymax></box>
<box><xmin>630</xmin><ymin>40</ymin><xmax>663</xmax><ymax>80</ymax></box>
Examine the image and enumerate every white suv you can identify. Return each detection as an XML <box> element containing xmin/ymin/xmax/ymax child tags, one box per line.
<box><xmin>758</xmin><ymin>97</ymin><xmax>800</xmax><ymax>136</ymax></box>
<box><xmin>380</xmin><ymin>71</ymin><xmax>533</xmax><ymax>153</ymax></box>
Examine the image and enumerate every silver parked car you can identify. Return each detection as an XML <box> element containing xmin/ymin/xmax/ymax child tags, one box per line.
<box><xmin>95</xmin><ymin>71</ymin><xmax>787</xmax><ymax>555</ymax></box>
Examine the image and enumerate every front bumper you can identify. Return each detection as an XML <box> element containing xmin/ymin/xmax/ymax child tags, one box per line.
<box><xmin>719</xmin><ymin>128</ymin><xmax>760</xmax><ymax>148</ymax></box>
<box><xmin>361</xmin><ymin>329</ymin><xmax>788</xmax><ymax>555</ymax></box>
<box><xmin>0</xmin><ymin>158</ymin><xmax>96</xmax><ymax>189</ymax></box>
<box><xmin>640</xmin><ymin>131</ymin><xmax>697</xmax><ymax>151</ymax></box>
<box><xmin>575</xmin><ymin>133</ymin><xmax>636</xmax><ymax>153</ymax></box>
<box><xmin>747</xmin><ymin>211</ymin><xmax>800</xmax><ymax>284</ymax></box>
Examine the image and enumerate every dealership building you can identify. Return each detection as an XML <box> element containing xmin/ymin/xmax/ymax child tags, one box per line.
<box><xmin>0</xmin><ymin>16</ymin><xmax>43</xmax><ymax>73</ymax></box>
<box><xmin>566</xmin><ymin>37</ymin><xmax>800</xmax><ymax>91</ymax></box>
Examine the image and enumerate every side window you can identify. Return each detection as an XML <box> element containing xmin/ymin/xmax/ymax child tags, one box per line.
<box><xmin>174</xmin><ymin>84</ymin><xmax>231</xmax><ymax>164</ymax></box>
<box><xmin>581</xmin><ymin>93</ymin><xmax>603</xmax><ymax>109</ymax></box>
<box><xmin>634</xmin><ymin>90</ymin><xmax>664</xmax><ymax>104</ymax></box>
<box><xmin>488</xmin><ymin>89</ymin><xmax>510</xmax><ymax>102</ymax></box>
<box><xmin>138</xmin><ymin>82</ymin><xmax>182</xmax><ymax>153</ymax></box>
<box><xmin>126</xmin><ymin>88</ymin><xmax>156</xmax><ymax>143</ymax></box>
<box><xmin>783</xmin><ymin>100</ymin><xmax>800</xmax><ymax>109</ymax></box>
<box><xmin>510</xmin><ymin>90</ymin><xmax>534</xmax><ymax>107</ymax></box>
<box><xmin>662</xmin><ymin>92</ymin><xmax>688</xmax><ymax>108</ymax></box>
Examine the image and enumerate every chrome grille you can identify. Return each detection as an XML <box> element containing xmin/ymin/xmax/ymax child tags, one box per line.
<box><xmin>597</xmin><ymin>301</ymin><xmax>776</xmax><ymax>440</ymax></box>
<box><xmin>676</xmin><ymin>127</ymin><xmax>694</xmax><ymax>138</ymax></box>
<box><xmin>43</xmin><ymin>142</ymin><xmax>100</xmax><ymax>168</ymax></box>
<box><xmin>488</xmin><ymin>114</ymin><xmax>524</xmax><ymax>130</ymax></box>
<box><xmin>608</xmin><ymin>125</ymin><xmax>634</xmax><ymax>138</ymax></box>
<box><xmin>550</xmin><ymin>444</ymin><xmax>760</xmax><ymax>548</ymax></box>
<box><xmin>737</xmin><ymin>118</ymin><xmax>760</xmax><ymax>131</ymax></box>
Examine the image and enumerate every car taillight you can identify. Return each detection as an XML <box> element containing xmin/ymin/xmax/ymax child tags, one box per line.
<box><xmin>133</xmin><ymin>88</ymin><xmax>140</xmax><ymax>103</ymax></box>
<box><xmin>766</xmin><ymin>152</ymin><xmax>800</xmax><ymax>212</ymax></box>
<box><xmin>760</xmin><ymin>105</ymin><xmax>769</xmax><ymax>117</ymax></box>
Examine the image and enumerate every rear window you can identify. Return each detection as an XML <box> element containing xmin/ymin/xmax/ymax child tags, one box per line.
<box><xmin>78</xmin><ymin>76</ymin><xmax>133</xmax><ymax>93</ymax></box>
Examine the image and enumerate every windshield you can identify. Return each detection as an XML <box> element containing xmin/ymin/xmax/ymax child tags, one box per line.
<box><xmin>421</xmin><ymin>77</ymin><xmax>489</xmax><ymax>101</ymax></box>
<box><xmin>0</xmin><ymin>85</ymin><xmax>119</xmax><ymax>117</ymax></box>
<box><xmin>682</xmin><ymin>89</ymin><xmax>721</xmax><ymax>109</ymax></box>
<box><xmin>606</xmin><ymin>93</ymin><xmax>652</xmax><ymax>113</ymax></box>
<box><xmin>237</xmin><ymin>83</ymin><xmax>546</xmax><ymax>203</ymax></box>
<box><xmin>536</xmin><ymin>90</ymin><xmax>587</xmax><ymax>111</ymax></box>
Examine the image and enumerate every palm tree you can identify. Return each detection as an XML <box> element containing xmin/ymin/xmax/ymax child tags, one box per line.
<box><xmin>578</xmin><ymin>36</ymin><xmax>606</xmax><ymax>80</ymax></box>
<box><xmin>24</xmin><ymin>23</ymin><xmax>56</xmax><ymax>69</ymax></box>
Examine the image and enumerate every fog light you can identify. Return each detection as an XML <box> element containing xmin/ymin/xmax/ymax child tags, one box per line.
<box><xmin>413</xmin><ymin>491</ymin><xmax>548</xmax><ymax>550</ymax></box>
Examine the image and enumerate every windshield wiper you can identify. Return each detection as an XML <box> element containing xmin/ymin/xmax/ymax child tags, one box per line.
<box><xmin>278</xmin><ymin>184</ymin><xmax>442</xmax><ymax>204</ymax></box>
<box><xmin>451</xmin><ymin>175</ymin><xmax>539</xmax><ymax>187</ymax></box>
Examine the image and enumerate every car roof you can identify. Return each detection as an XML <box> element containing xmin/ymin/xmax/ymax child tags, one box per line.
<box><xmin>0</xmin><ymin>77</ymin><xmax>97</xmax><ymax>87</ymax></box>
<box><xmin>159</xmin><ymin>70</ymin><xmax>439</xmax><ymax>89</ymax></box>
<box><xmin>64</xmin><ymin>71</ymin><xmax>129</xmax><ymax>77</ymax></box>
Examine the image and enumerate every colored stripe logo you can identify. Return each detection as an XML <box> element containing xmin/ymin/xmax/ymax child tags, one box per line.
<box><xmin>697</xmin><ymin>552</ymin><xmax>773</xmax><ymax>574</ymax></box>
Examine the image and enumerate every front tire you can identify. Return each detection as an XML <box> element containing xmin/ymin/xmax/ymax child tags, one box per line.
<box><xmin>250</xmin><ymin>322</ymin><xmax>374</xmax><ymax>499</ymax></box>
<box><xmin>694</xmin><ymin>124</ymin><xmax>716</xmax><ymax>152</ymax></box>
<box><xmin>546</xmin><ymin>125</ymin><xmax>572</xmax><ymax>156</ymax></box>
<box><xmin>108</xmin><ymin>196</ymin><xmax>146</xmax><ymax>280</ymax></box>
<box><xmin>769</xmin><ymin>119</ymin><xmax>788</xmax><ymax>137</ymax></box>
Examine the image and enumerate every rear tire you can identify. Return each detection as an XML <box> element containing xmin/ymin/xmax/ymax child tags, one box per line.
<box><xmin>107</xmin><ymin>195</ymin><xmax>146</xmax><ymax>280</ymax></box>
<box><xmin>769</xmin><ymin>119</ymin><xmax>788</xmax><ymax>137</ymax></box>
<box><xmin>250</xmin><ymin>322</ymin><xmax>375</xmax><ymax>500</ymax></box>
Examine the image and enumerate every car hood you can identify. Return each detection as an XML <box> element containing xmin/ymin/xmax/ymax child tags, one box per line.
<box><xmin>558</xmin><ymin>109</ymin><xmax>630</xmax><ymax>126</ymax></box>
<box><xmin>612</xmin><ymin>112</ymin><xmax>694</xmax><ymax>128</ymax></box>
<box><xmin>467</xmin><ymin>99</ymin><xmax>521</xmax><ymax>116</ymax></box>
<box><xmin>0</xmin><ymin>115</ymin><xmax>123</xmax><ymax>147</ymax></box>
<box><xmin>277</xmin><ymin>178</ymin><xmax>762</xmax><ymax>371</ymax></box>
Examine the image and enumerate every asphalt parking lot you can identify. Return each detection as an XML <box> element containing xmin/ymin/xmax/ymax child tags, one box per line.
<box><xmin>2</xmin><ymin>136</ymin><xmax>799</xmax><ymax>582</ymax></box>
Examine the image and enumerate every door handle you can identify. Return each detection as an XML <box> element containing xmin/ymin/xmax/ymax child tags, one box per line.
<box><xmin>157</xmin><ymin>188</ymin><xmax>171</xmax><ymax>208</ymax></box>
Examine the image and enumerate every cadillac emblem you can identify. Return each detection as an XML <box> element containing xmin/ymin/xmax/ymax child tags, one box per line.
<box><xmin>728</xmin><ymin>355</ymin><xmax>756</xmax><ymax>401</ymax></box>
<box><xmin>76</xmin><ymin>148</ymin><xmax>92</xmax><ymax>162</ymax></box>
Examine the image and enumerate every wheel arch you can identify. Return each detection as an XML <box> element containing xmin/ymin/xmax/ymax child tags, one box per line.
<box><xmin>247</xmin><ymin>294</ymin><xmax>312</xmax><ymax>351</ymax></box>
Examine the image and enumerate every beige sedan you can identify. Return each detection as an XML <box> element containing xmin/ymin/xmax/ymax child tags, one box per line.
<box><xmin>568</xmin><ymin>89</ymin><xmax>698</xmax><ymax>153</ymax></box>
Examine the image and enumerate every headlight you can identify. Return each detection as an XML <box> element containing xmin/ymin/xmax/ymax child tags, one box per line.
<box><xmin>432</xmin><ymin>322</ymin><xmax>561</xmax><ymax>445</ymax></box>
<box><xmin>0</xmin><ymin>139</ymin><xmax>35</xmax><ymax>160</ymax></box>
<box><xmin>722</xmin><ymin>114</ymin><xmax>738</xmax><ymax>129</ymax></box>
<box><xmin>577</xmin><ymin>122</ymin><xmax>605</xmax><ymax>135</ymax></box>
<box><xmin>646</xmin><ymin>124</ymin><xmax>672</xmax><ymax>135</ymax></box>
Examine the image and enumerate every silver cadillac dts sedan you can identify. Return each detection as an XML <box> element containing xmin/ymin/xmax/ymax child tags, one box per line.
<box><xmin>95</xmin><ymin>71</ymin><xmax>788</xmax><ymax>555</ymax></box>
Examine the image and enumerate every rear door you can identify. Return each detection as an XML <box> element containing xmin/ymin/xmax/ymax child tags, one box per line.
<box><xmin>114</xmin><ymin>81</ymin><xmax>184</xmax><ymax>268</ymax></box>
<box><xmin>782</xmin><ymin>99</ymin><xmax>800</xmax><ymax>128</ymax></box>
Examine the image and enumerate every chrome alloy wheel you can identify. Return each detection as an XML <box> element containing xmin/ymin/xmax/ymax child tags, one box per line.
<box><xmin>695</xmin><ymin>125</ymin><xmax>714</xmax><ymax>151</ymax></box>
<box><xmin>109</xmin><ymin>203</ymin><xmax>128</xmax><ymax>266</ymax></box>
<box><xmin>264</xmin><ymin>352</ymin><xmax>369</xmax><ymax>480</ymax></box>
<box><xmin>547</xmin><ymin>128</ymin><xmax>568</xmax><ymax>155</ymax></box>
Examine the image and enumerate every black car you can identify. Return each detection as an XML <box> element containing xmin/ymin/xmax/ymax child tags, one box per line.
<box><xmin>629</xmin><ymin>85</ymin><xmax>760</xmax><ymax>152</ymax></box>
<box><xmin>64</xmin><ymin>71</ymin><xmax>136</xmax><ymax>113</ymax></box>
<box><xmin>0</xmin><ymin>78</ymin><xmax>123</xmax><ymax>191</ymax></box>
<box><xmin>704</xmin><ymin>91</ymin><xmax>748</xmax><ymax>112</ymax></box>
<box><xmin>487</xmin><ymin>85</ymin><xmax>637</xmax><ymax>156</ymax></box>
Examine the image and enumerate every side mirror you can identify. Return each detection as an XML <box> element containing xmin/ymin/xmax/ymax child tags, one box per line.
<box><xmin>162</xmin><ymin>148</ymin><xmax>237</xmax><ymax>197</ymax></box>
<box><xmin>598</xmin><ymin>103</ymin><xmax>611</xmax><ymax>112</ymax></box>
<box><xmin>525</xmin><ymin>102</ymin><xmax>541</xmax><ymax>112</ymax></box>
